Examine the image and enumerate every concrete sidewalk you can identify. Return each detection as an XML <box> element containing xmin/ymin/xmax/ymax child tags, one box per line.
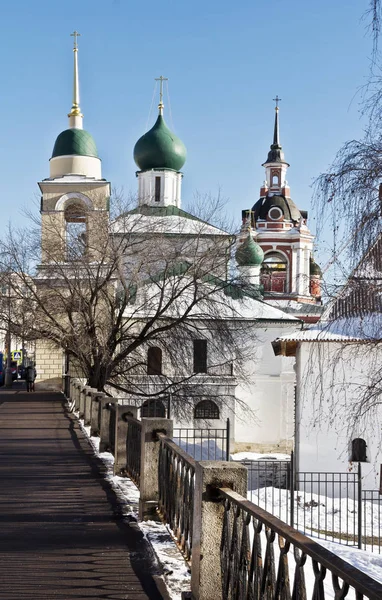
<box><xmin>0</xmin><ymin>388</ymin><xmax>167</xmax><ymax>599</ymax></box>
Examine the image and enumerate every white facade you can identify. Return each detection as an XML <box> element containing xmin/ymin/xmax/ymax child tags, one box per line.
<box><xmin>293</xmin><ymin>339</ymin><xmax>382</xmax><ymax>492</ymax></box>
<box><xmin>137</xmin><ymin>169</ymin><xmax>183</xmax><ymax>207</ymax></box>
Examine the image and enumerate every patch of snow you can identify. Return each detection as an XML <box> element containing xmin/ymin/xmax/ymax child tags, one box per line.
<box><xmin>231</xmin><ymin>451</ymin><xmax>290</xmax><ymax>462</ymax></box>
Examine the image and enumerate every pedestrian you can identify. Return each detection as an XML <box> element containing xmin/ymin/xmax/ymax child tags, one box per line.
<box><xmin>25</xmin><ymin>363</ymin><xmax>37</xmax><ymax>392</ymax></box>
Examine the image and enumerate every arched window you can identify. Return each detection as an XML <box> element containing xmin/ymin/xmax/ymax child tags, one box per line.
<box><xmin>194</xmin><ymin>400</ymin><xmax>220</xmax><ymax>419</ymax></box>
<box><xmin>65</xmin><ymin>202</ymin><xmax>87</xmax><ymax>260</ymax></box>
<box><xmin>351</xmin><ymin>438</ymin><xmax>367</xmax><ymax>462</ymax></box>
<box><xmin>141</xmin><ymin>398</ymin><xmax>166</xmax><ymax>418</ymax></box>
<box><xmin>261</xmin><ymin>252</ymin><xmax>288</xmax><ymax>293</ymax></box>
<box><xmin>147</xmin><ymin>347</ymin><xmax>162</xmax><ymax>375</ymax></box>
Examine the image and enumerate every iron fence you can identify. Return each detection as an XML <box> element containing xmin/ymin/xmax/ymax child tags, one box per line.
<box><xmin>295</xmin><ymin>469</ymin><xmax>361</xmax><ymax>547</ymax></box>
<box><xmin>244</xmin><ymin>459</ymin><xmax>292</xmax><ymax>523</ymax></box>
<box><xmin>157</xmin><ymin>433</ymin><xmax>196</xmax><ymax>561</ymax></box>
<box><xmin>362</xmin><ymin>490</ymin><xmax>382</xmax><ymax>553</ymax></box>
<box><xmin>241</xmin><ymin>457</ymin><xmax>370</xmax><ymax>549</ymax></box>
<box><xmin>172</xmin><ymin>419</ymin><xmax>230</xmax><ymax>461</ymax></box>
<box><xmin>218</xmin><ymin>486</ymin><xmax>382</xmax><ymax>600</ymax></box>
<box><xmin>125</xmin><ymin>416</ymin><xmax>142</xmax><ymax>487</ymax></box>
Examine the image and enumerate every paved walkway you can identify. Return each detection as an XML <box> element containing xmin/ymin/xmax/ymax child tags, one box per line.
<box><xmin>0</xmin><ymin>385</ymin><xmax>167</xmax><ymax>600</ymax></box>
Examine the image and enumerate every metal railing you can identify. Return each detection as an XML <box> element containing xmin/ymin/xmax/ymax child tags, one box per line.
<box><xmin>244</xmin><ymin>459</ymin><xmax>293</xmax><ymax>523</ymax></box>
<box><xmin>295</xmin><ymin>468</ymin><xmax>361</xmax><ymax>547</ymax></box>
<box><xmin>173</xmin><ymin>419</ymin><xmax>230</xmax><ymax>461</ymax></box>
<box><xmin>362</xmin><ymin>490</ymin><xmax>382</xmax><ymax>553</ymax></box>
<box><xmin>242</xmin><ymin>457</ymin><xmax>368</xmax><ymax>549</ymax></box>
<box><xmin>219</xmin><ymin>487</ymin><xmax>382</xmax><ymax>600</ymax></box>
<box><xmin>125</xmin><ymin>416</ymin><xmax>142</xmax><ymax>487</ymax></box>
<box><xmin>157</xmin><ymin>433</ymin><xmax>196</xmax><ymax>561</ymax></box>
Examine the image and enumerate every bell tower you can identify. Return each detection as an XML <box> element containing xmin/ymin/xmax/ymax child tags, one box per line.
<box><xmin>38</xmin><ymin>32</ymin><xmax>110</xmax><ymax>266</ymax></box>
<box><xmin>240</xmin><ymin>100</ymin><xmax>323</xmax><ymax>323</ymax></box>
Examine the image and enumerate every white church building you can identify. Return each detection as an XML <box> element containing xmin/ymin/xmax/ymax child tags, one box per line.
<box><xmin>34</xmin><ymin>36</ymin><xmax>327</xmax><ymax>453</ymax></box>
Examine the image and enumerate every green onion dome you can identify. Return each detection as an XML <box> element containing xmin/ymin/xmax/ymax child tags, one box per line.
<box><xmin>52</xmin><ymin>128</ymin><xmax>98</xmax><ymax>158</ymax></box>
<box><xmin>310</xmin><ymin>255</ymin><xmax>322</xmax><ymax>277</ymax></box>
<box><xmin>134</xmin><ymin>114</ymin><xmax>186</xmax><ymax>171</ymax></box>
<box><xmin>236</xmin><ymin>235</ymin><xmax>264</xmax><ymax>267</ymax></box>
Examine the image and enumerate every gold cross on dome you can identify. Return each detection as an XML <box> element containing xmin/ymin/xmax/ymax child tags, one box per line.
<box><xmin>71</xmin><ymin>30</ymin><xmax>81</xmax><ymax>50</ymax></box>
<box><xmin>155</xmin><ymin>75</ymin><xmax>168</xmax><ymax>107</ymax></box>
<box><xmin>273</xmin><ymin>95</ymin><xmax>282</xmax><ymax>109</ymax></box>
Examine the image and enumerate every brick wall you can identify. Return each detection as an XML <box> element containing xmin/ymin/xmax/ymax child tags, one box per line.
<box><xmin>35</xmin><ymin>340</ymin><xmax>63</xmax><ymax>390</ymax></box>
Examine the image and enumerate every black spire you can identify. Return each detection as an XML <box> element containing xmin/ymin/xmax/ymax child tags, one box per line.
<box><xmin>262</xmin><ymin>98</ymin><xmax>289</xmax><ymax>166</ymax></box>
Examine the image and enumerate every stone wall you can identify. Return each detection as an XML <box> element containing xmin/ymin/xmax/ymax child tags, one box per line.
<box><xmin>35</xmin><ymin>340</ymin><xmax>63</xmax><ymax>390</ymax></box>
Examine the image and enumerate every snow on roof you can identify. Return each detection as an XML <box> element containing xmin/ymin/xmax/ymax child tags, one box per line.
<box><xmin>125</xmin><ymin>280</ymin><xmax>301</xmax><ymax>323</ymax></box>
<box><xmin>112</xmin><ymin>212</ymin><xmax>228</xmax><ymax>237</ymax></box>
<box><xmin>274</xmin><ymin>314</ymin><xmax>382</xmax><ymax>343</ymax></box>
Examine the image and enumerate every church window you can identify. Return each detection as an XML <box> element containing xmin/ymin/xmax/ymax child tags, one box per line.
<box><xmin>141</xmin><ymin>398</ymin><xmax>166</xmax><ymax>417</ymax></box>
<box><xmin>351</xmin><ymin>438</ymin><xmax>367</xmax><ymax>462</ymax></box>
<box><xmin>65</xmin><ymin>202</ymin><xmax>87</xmax><ymax>260</ymax></box>
<box><xmin>155</xmin><ymin>176</ymin><xmax>161</xmax><ymax>202</ymax></box>
<box><xmin>272</xmin><ymin>175</ymin><xmax>279</xmax><ymax>186</ymax></box>
<box><xmin>261</xmin><ymin>252</ymin><xmax>288</xmax><ymax>293</ymax></box>
<box><xmin>269</xmin><ymin>207</ymin><xmax>283</xmax><ymax>221</ymax></box>
<box><xmin>194</xmin><ymin>399</ymin><xmax>219</xmax><ymax>419</ymax></box>
<box><xmin>147</xmin><ymin>346</ymin><xmax>162</xmax><ymax>375</ymax></box>
<box><xmin>193</xmin><ymin>339</ymin><xmax>207</xmax><ymax>373</ymax></box>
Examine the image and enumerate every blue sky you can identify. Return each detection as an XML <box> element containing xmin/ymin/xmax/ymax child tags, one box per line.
<box><xmin>0</xmin><ymin>0</ymin><xmax>373</xmax><ymax>269</ymax></box>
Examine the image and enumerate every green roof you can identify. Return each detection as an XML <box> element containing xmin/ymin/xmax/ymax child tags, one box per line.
<box><xmin>310</xmin><ymin>256</ymin><xmax>322</xmax><ymax>276</ymax></box>
<box><xmin>236</xmin><ymin>235</ymin><xmax>264</xmax><ymax>267</ymax></box>
<box><xmin>134</xmin><ymin>114</ymin><xmax>186</xmax><ymax>171</ymax></box>
<box><xmin>52</xmin><ymin>128</ymin><xmax>98</xmax><ymax>158</ymax></box>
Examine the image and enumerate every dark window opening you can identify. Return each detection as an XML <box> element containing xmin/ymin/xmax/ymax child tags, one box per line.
<box><xmin>141</xmin><ymin>398</ymin><xmax>166</xmax><ymax>418</ymax></box>
<box><xmin>147</xmin><ymin>347</ymin><xmax>162</xmax><ymax>375</ymax></box>
<box><xmin>155</xmin><ymin>177</ymin><xmax>161</xmax><ymax>202</ymax></box>
<box><xmin>351</xmin><ymin>438</ymin><xmax>367</xmax><ymax>462</ymax></box>
<box><xmin>193</xmin><ymin>339</ymin><xmax>207</xmax><ymax>373</ymax></box>
<box><xmin>194</xmin><ymin>399</ymin><xmax>219</xmax><ymax>419</ymax></box>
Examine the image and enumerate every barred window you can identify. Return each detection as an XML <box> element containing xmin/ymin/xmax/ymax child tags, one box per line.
<box><xmin>142</xmin><ymin>398</ymin><xmax>165</xmax><ymax>418</ymax></box>
<box><xmin>147</xmin><ymin>347</ymin><xmax>162</xmax><ymax>375</ymax></box>
<box><xmin>194</xmin><ymin>399</ymin><xmax>219</xmax><ymax>419</ymax></box>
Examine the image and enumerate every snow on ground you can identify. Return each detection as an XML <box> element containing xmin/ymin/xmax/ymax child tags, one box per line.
<box><xmin>231</xmin><ymin>451</ymin><xmax>291</xmax><ymax>461</ymax></box>
<box><xmin>77</xmin><ymin>417</ymin><xmax>382</xmax><ymax>596</ymax></box>
<box><xmin>78</xmin><ymin>419</ymin><xmax>191</xmax><ymax>600</ymax></box>
<box><xmin>316</xmin><ymin>539</ymin><xmax>382</xmax><ymax>585</ymax></box>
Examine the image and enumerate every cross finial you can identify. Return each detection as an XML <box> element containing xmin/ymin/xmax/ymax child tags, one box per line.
<box><xmin>155</xmin><ymin>75</ymin><xmax>168</xmax><ymax>114</ymax></box>
<box><xmin>245</xmin><ymin>208</ymin><xmax>255</xmax><ymax>231</ymax></box>
<box><xmin>71</xmin><ymin>30</ymin><xmax>81</xmax><ymax>51</ymax></box>
<box><xmin>273</xmin><ymin>95</ymin><xmax>281</xmax><ymax>110</ymax></box>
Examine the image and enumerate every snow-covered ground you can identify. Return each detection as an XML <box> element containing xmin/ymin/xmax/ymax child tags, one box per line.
<box><xmin>77</xmin><ymin>417</ymin><xmax>382</xmax><ymax>598</ymax></box>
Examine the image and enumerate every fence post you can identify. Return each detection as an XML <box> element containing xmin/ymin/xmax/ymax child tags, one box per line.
<box><xmin>114</xmin><ymin>405</ymin><xmax>138</xmax><ymax>476</ymax></box>
<box><xmin>139</xmin><ymin>417</ymin><xmax>173</xmax><ymax>520</ymax></box>
<box><xmin>226</xmin><ymin>418</ymin><xmax>230</xmax><ymax>461</ymax></box>
<box><xmin>191</xmin><ymin>461</ymin><xmax>248</xmax><ymax>600</ymax></box>
<box><xmin>290</xmin><ymin>450</ymin><xmax>295</xmax><ymax>528</ymax></box>
<box><xmin>90</xmin><ymin>391</ymin><xmax>104</xmax><ymax>436</ymax></box>
<box><xmin>84</xmin><ymin>388</ymin><xmax>97</xmax><ymax>426</ymax></box>
<box><xmin>99</xmin><ymin>398</ymin><xmax>117</xmax><ymax>452</ymax></box>
<box><xmin>358</xmin><ymin>461</ymin><xmax>362</xmax><ymax>550</ymax></box>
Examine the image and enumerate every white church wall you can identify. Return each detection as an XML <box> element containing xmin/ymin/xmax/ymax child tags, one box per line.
<box><xmin>234</xmin><ymin>323</ymin><xmax>296</xmax><ymax>453</ymax></box>
<box><xmin>295</xmin><ymin>341</ymin><xmax>382</xmax><ymax>493</ymax></box>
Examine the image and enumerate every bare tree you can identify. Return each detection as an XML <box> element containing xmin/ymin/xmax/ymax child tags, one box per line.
<box><xmin>0</xmin><ymin>194</ymin><xmax>257</xmax><ymax>420</ymax></box>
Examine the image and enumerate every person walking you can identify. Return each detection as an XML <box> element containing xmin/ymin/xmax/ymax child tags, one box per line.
<box><xmin>25</xmin><ymin>364</ymin><xmax>36</xmax><ymax>392</ymax></box>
